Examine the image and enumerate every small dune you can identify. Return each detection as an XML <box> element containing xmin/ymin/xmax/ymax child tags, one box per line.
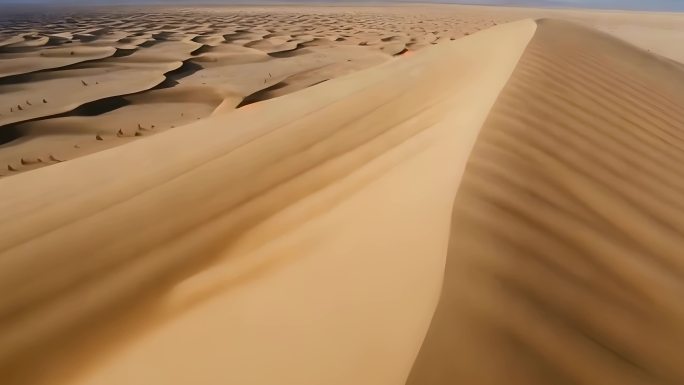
<box><xmin>0</xmin><ymin>46</ymin><xmax>117</xmax><ymax>78</ymax></box>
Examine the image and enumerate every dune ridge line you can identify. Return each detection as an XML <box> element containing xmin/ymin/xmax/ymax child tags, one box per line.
<box><xmin>0</xmin><ymin>19</ymin><xmax>537</xmax><ymax>385</ymax></box>
<box><xmin>407</xmin><ymin>18</ymin><xmax>684</xmax><ymax>385</ymax></box>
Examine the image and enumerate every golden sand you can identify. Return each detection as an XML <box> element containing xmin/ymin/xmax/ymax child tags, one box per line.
<box><xmin>0</xmin><ymin>4</ymin><xmax>683</xmax><ymax>385</ymax></box>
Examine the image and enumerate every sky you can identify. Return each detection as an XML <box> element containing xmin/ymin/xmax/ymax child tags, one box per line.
<box><xmin>461</xmin><ymin>0</ymin><xmax>684</xmax><ymax>11</ymax></box>
<box><xmin>1</xmin><ymin>0</ymin><xmax>683</xmax><ymax>12</ymax></box>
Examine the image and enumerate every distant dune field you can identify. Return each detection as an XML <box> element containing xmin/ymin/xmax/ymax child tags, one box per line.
<box><xmin>0</xmin><ymin>5</ymin><xmax>683</xmax><ymax>176</ymax></box>
<box><xmin>0</xmin><ymin>6</ymin><xmax>506</xmax><ymax>176</ymax></box>
<box><xmin>0</xmin><ymin>4</ymin><xmax>683</xmax><ymax>385</ymax></box>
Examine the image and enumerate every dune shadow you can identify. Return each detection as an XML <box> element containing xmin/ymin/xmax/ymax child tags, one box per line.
<box><xmin>154</xmin><ymin>60</ymin><xmax>204</xmax><ymax>89</ymax></box>
<box><xmin>69</xmin><ymin>95</ymin><xmax>131</xmax><ymax>116</ymax></box>
<box><xmin>190</xmin><ymin>44</ymin><xmax>212</xmax><ymax>56</ymax></box>
<box><xmin>0</xmin><ymin>124</ymin><xmax>22</xmax><ymax>146</ymax></box>
<box><xmin>112</xmin><ymin>47</ymin><xmax>137</xmax><ymax>57</ymax></box>
<box><xmin>267</xmin><ymin>45</ymin><xmax>308</xmax><ymax>58</ymax></box>
<box><xmin>236</xmin><ymin>82</ymin><xmax>290</xmax><ymax>108</ymax></box>
<box><xmin>237</xmin><ymin>78</ymin><xmax>329</xmax><ymax>108</ymax></box>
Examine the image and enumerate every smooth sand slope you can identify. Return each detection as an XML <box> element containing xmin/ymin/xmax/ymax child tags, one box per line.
<box><xmin>2</xmin><ymin>9</ymin><xmax>684</xmax><ymax>385</ymax></box>
<box><xmin>408</xmin><ymin>19</ymin><xmax>684</xmax><ymax>385</ymax></box>
<box><xmin>0</xmin><ymin>20</ymin><xmax>536</xmax><ymax>385</ymax></box>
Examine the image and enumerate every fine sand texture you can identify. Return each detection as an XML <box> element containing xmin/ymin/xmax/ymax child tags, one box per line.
<box><xmin>0</xmin><ymin>19</ymin><xmax>536</xmax><ymax>385</ymax></box>
<box><xmin>1</xmin><ymin>5</ymin><xmax>684</xmax><ymax>385</ymax></box>
<box><xmin>407</xmin><ymin>19</ymin><xmax>684</xmax><ymax>385</ymax></box>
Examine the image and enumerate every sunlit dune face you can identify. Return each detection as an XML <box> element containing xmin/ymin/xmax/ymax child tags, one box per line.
<box><xmin>2</xmin><ymin>4</ymin><xmax>684</xmax><ymax>385</ymax></box>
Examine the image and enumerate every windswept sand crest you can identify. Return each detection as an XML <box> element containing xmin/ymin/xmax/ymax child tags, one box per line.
<box><xmin>407</xmin><ymin>19</ymin><xmax>684</xmax><ymax>385</ymax></box>
<box><xmin>0</xmin><ymin>20</ymin><xmax>536</xmax><ymax>385</ymax></box>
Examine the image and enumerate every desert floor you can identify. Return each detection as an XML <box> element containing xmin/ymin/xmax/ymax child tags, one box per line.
<box><xmin>1</xmin><ymin>4</ymin><xmax>684</xmax><ymax>385</ymax></box>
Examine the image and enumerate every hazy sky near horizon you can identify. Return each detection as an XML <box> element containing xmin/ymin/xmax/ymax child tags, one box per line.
<box><xmin>1</xmin><ymin>0</ymin><xmax>683</xmax><ymax>12</ymax></box>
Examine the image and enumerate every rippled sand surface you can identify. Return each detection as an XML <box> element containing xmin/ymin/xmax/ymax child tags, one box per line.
<box><xmin>1</xmin><ymin>4</ymin><xmax>684</xmax><ymax>385</ymax></box>
<box><xmin>408</xmin><ymin>18</ymin><xmax>684</xmax><ymax>385</ymax></box>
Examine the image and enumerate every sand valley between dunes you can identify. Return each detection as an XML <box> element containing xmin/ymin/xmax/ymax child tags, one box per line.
<box><xmin>1</xmin><ymin>3</ymin><xmax>684</xmax><ymax>385</ymax></box>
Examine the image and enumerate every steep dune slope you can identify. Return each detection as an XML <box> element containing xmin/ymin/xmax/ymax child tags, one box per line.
<box><xmin>0</xmin><ymin>20</ymin><xmax>536</xmax><ymax>385</ymax></box>
<box><xmin>407</xmin><ymin>19</ymin><xmax>684</xmax><ymax>385</ymax></box>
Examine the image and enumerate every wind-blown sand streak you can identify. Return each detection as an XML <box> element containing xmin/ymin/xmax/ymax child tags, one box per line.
<box><xmin>0</xmin><ymin>20</ymin><xmax>536</xmax><ymax>385</ymax></box>
<box><xmin>2</xmin><ymin>6</ymin><xmax>684</xmax><ymax>385</ymax></box>
<box><xmin>407</xmin><ymin>19</ymin><xmax>684</xmax><ymax>385</ymax></box>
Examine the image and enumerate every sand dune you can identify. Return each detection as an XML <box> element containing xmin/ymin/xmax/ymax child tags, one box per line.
<box><xmin>1</xmin><ymin>5</ymin><xmax>684</xmax><ymax>385</ymax></box>
<box><xmin>1</xmin><ymin>5</ymin><xmax>683</xmax><ymax>177</ymax></box>
<box><xmin>0</xmin><ymin>6</ymin><xmax>502</xmax><ymax>176</ymax></box>
<box><xmin>0</xmin><ymin>86</ymin><xmax>225</xmax><ymax>175</ymax></box>
<box><xmin>0</xmin><ymin>46</ymin><xmax>117</xmax><ymax>78</ymax></box>
<box><xmin>0</xmin><ymin>19</ymin><xmax>536</xmax><ymax>385</ymax></box>
<box><xmin>407</xmin><ymin>18</ymin><xmax>684</xmax><ymax>385</ymax></box>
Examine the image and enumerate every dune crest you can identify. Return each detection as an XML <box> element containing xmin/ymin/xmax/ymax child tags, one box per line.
<box><xmin>0</xmin><ymin>20</ymin><xmax>536</xmax><ymax>385</ymax></box>
<box><xmin>407</xmin><ymin>19</ymin><xmax>684</xmax><ymax>385</ymax></box>
<box><xmin>3</xmin><ymin>8</ymin><xmax>684</xmax><ymax>385</ymax></box>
